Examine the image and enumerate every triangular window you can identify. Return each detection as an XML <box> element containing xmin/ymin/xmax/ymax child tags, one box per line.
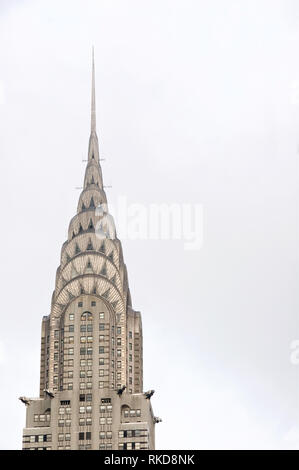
<box><xmin>89</xmin><ymin>197</ymin><xmax>95</xmax><ymax>209</ymax></box>
<box><xmin>87</xmin><ymin>240</ymin><xmax>93</xmax><ymax>251</ymax></box>
<box><xmin>75</xmin><ymin>244</ymin><xmax>81</xmax><ymax>255</ymax></box>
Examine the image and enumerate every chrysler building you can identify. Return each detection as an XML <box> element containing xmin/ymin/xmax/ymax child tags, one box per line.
<box><xmin>20</xmin><ymin>51</ymin><xmax>157</xmax><ymax>450</ymax></box>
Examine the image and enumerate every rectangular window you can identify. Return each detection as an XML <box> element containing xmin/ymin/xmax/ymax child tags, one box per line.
<box><xmin>86</xmin><ymin>406</ymin><xmax>92</xmax><ymax>413</ymax></box>
<box><xmin>60</xmin><ymin>400</ymin><xmax>70</xmax><ymax>406</ymax></box>
<box><xmin>99</xmin><ymin>358</ymin><xmax>104</xmax><ymax>365</ymax></box>
<box><xmin>79</xmin><ymin>418</ymin><xmax>85</xmax><ymax>425</ymax></box>
<box><xmin>79</xmin><ymin>407</ymin><xmax>85</xmax><ymax>414</ymax></box>
<box><xmin>99</xmin><ymin>432</ymin><xmax>105</xmax><ymax>439</ymax></box>
<box><xmin>79</xmin><ymin>432</ymin><xmax>84</xmax><ymax>441</ymax></box>
<box><xmin>65</xmin><ymin>434</ymin><xmax>71</xmax><ymax>441</ymax></box>
<box><xmin>80</xmin><ymin>359</ymin><xmax>86</xmax><ymax>367</ymax></box>
<box><xmin>107</xmin><ymin>417</ymin><xmax>112</xmax><ymax>425</ymax></box>
<box><xmin>129</xmin><ymin>331</ymin><xmax>132</xmax><ymax>339</ymax></box>
<box><xmin>69</xmin><ymin>314</ymin><xmax>74</xmax><ymax>321</ymax></box>
<box><xmin>99</xmin><ymin>381</ymin><xmax>104</xmax><ymax>388</ymax></box>
<box><xmin>99</xmin><ymin>369</ymin><xmax>104</xmax><ymax>377</ymax></box>
<box><xmin>99</xmin><ymin>323</ymin><xmax>105</xmax><ymax>331</ymax></box>
<box><xmin>99</xmin><ymin>312</ymin><xmax>104</xmax><ymax>319</ymax></box>
<box><xmin>87</xmin><ymin>336</ymin><xmax>93</xmax><ymax>343</ymax></box>
<box><xmin>68</xmin><ymin>348</ymin><xmax>74</xmax><ymax>355</ymax></box>
<box><xmin>117</xmin><ymin>327</ymin><xmax>121</xmax><ymax>335</ymax></box>
<box><xmin>69</xmin><ymin>325</ymin><xmax>74</xmax><ymax>332</ymax></box>
<box><xmin>54</xmin><ymin>330</ymin><xmax>59</xmax><ymax>338</ymax></box>
<box><xmin>80</xmin><ymin>348</ymin><xmax>86</xmax><ymax>355</ymax></box>
<box><xmin>106</xmin><ymin>431</ymin><xmax>112</xmax><ymax>439</ymax></box>
<box><xmin>80</xmin><ymin>336</ymin><xmax>86</xmax><ymax>343</ymax></box>
<box><xmin>100</xmin><ymin>405</ymin><xmax>106</xmax><ymax>413</ymax></box>
<box><xmin>87</xmin><ymin>348</ymin><xmax>93</xmax><ymax>355</ymax></box>
<box><xmin>107</xmin><ymin>405</ymin><xmax>112</xmax><ymax>412</ymax></box>
<box><xmin>80</xmin><ymin>325</ymin><xmax>86</xmax><ymax>332</ymax></box>
<box><xmin>86</xmin><ymin>418</ymin><xmax>92</xmax><ymax>425</ymax></box>
<box><xmin>58</xmin><ymin>434</ymin><xmax>64</xmax><ymax>441</ymax></box>
<box><xmin>99</xmin><ymin>347</ymin><xmax>104</xmax><ymax>354</ymax></box>
<box><xmin>91</xmin><ymin>301</ymin><xmax>96</xmax><ymax>306</ymax></box>
<box><xmin>136</xmin><ymin>409</ymin><xmax>141</xmax><ymax>417</ymax></box>
<box><xmin>87</xmin><ymin>324</ymin><xmax>93</xmax><ymax>332</ymax></box>
<box><xmin>79</xmin><ymin>394</ymin><xmax>85</xmax><ymax>402</ymax></box>
<box><xmin>65</xmin><ymin>419</ymin><xmax>71</xmax><ymax>427</ymax></box>
<box><xmin>68</xmin><ymin>359</ymin><xmax>73</xmax><ymax>366</ymax></box>
<box><xmin>99</xmin><ymin>417</ymin><xmax>105</xmax><ymax>425</ymax></box>
<box><xmin>86</xmin><ymin>393</ymin><xmax>92</xmax><ymax>402</ymax></box>
<box><xmin>117</xmin><ymin>349</ymin><xmax>121</xmax><ymax>357</ymax></box>
<box><xmin>99</xmin><ymin>335</ymin><xmax>104</xmax><ymax>342</ymax></box>
<box><xmin>78</xmin><ymin>302</ymin><xmax>83</xmax><ymax>307</ymax></box>
<box><xmin>86</xmin><ymin>432</ymin><xmax>91</xmax><ymax>440</ymax></box>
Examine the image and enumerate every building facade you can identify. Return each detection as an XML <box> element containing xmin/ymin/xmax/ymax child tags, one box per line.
<box><xmin>21</xmin><ymin>53</ymin><xmax>157</xmax><ymax>450</ymax></box>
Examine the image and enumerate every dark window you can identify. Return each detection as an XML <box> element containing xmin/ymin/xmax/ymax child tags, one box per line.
<box><xmin>86</xmin><ymin>432</ymin><xmax>91</xmax><ymax>440</ymax></box>
<box><xmin>79</xmin><ymin>394</ymin><xmax>85</xmax><ymax>402</ymax></box>
<box><xmin>79</xmin><ymin>432</ymin><xmax>84</xmax><ymax>441</ymax></box>
<box><xmin>101</xmin><ymin>398</ymin><xmax>111</xmax><ymax>404</ymax></box>
<box><xmin>99</xmin><ymin>324</ymin><xmax>105</xmax><ymax>331</ymax></box>
<box><xmin>99</xmin><ymin>347</ymin><xmax>104</xmax><ymax>354</ymax></box>
<box><xmin>80</xmin><ymin>348</ymin><xmax>86</xmax><ymax>355</ymax></box>
<box><xmin>60</xmin><ymin>400</ymin><xmax>70</xmax><ymax>405</ymax></box>
<box><xmin>78</xmin><ymin>301</ymin><xmax>83</xmax><ymax>307</ymax></box>
<box><xmin>91</xmin><ymin>301</ymin><xmax>96</xmax><ymax>307</ymax></box>
<box><xmin>69</xmin><ymin>325</ymin><xmax>74</xmax><ymax>332</ymax></box>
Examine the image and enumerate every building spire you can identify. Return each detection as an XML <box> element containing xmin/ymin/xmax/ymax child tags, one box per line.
<box><xmin>91</xmin><ymin>46</ymin><xmax>96</xmax><ymax>133</ymax></box>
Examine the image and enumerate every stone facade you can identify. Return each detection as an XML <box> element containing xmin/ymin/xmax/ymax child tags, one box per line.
<box><xmin>21</xmin><ymin>51</ymin><xmax>156</xmax><ymax>450</ymax></box>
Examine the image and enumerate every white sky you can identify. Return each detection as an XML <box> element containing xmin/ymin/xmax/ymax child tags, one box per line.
<box><xmin>1</xmin><ymin>0</ymin><xmax>299</xmax><ymax>450</ymax></box>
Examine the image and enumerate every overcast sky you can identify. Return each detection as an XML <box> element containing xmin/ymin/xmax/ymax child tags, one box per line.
<box><xmin>1</xmin><ymin>0</ymin><xmax>299</xmax><ymax>450</ymax></box>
